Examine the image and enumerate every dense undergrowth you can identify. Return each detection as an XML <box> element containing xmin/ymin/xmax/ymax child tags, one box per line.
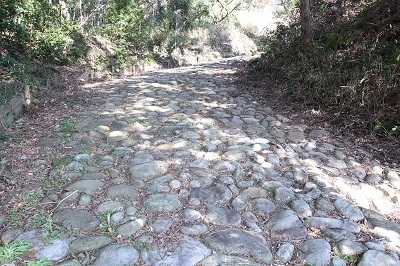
<box><xmin>253</xmin><ymin>0</ymin><xmax>399</xmax><ymax>138</ymax></box>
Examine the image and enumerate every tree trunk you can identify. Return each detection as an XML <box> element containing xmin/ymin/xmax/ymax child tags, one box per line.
<box><xmin>299</xmin><ymin>0</ymin><xmax>313</xmax><ymax>42</ymax></box>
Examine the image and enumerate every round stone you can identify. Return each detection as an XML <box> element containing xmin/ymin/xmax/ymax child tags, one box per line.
<box><xmin>143</xmin><ymin>193</ymin><xmax>182</xmax><ymax>212</ymax></box>
<box><xmin>93</xmin><ymin>244</ymin><xmax>139</xmax><ymax>266</ymax></box>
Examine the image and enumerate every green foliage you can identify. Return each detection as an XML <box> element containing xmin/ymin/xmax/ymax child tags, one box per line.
<box><xmin>27</xmin><ymin>258</ymin><xmax>52</xmax><ymax>266</ymax></box>
<box><xmin>257</xmin><ymin>0</ymin><xmax>399</xmax><ymax>136</ymax></box>
<box><xmin>0</xmin><ymin>239</ymin><xmax>30</xmax><ymax>263</ymax></box>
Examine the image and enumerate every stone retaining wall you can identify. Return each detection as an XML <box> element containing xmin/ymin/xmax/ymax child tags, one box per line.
<box><xmin>0</xmin><ymin>95</ymin><xmax>24</xmax><ymax>126</ymax></box>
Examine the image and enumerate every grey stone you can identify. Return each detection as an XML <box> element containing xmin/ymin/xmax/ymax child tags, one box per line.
<box><xmin>242</xmin><ymin>187</ymin><xmax>269</xmax><ymax>198</ymax></box>
<box><xmin>182</xmin><ymin>209</ymin><xmax>202</xmax><ymax>222</ymax></box>
<box><xmin>107</xmin><ymin>131</ymin><xmax>129</xmax><ymax>142</ymax></box>
<box><xmin>111</xmin><ymin>212</ymin><xmax>124</xmax><ymax>225</ymax></box>
<box><xmin>305</xmin><ymin>217</ymin><xmax>360</xmax><ymax>233</ymax></box>
<box><xmin>180</xmin><ymin>224</ymin><xmax>207</xmax><ymax>235</ymax></box>
<box><xmin>266</xmin><ymin>210</ymin><xmax>307</xmax><ymax>240</ymax></box>
<box><xmin>232</xmin><ymin>194</ymin><xmax>250</xmax><ymax>211</ymax></box>
<box><xmin>105</xmin><ymin>184</ymin><xmax>139</xmax><ymax>200</ymax></box>
<box><xmin>53</xmin><ymin>209</ymin><xmax>100</xmax><ymax>230</ymax></box>
<box><xmin>169</xmin><ymin>179</ymin><xmax>181</xmax><ymax>189</ymax></box>
<box><xmin>291</xmin><ymin>199</ymin><xmax>313</xmax><ymax>218</ymax></box>
<box><xmin>69</xmin><ymin>236</ymin><xmax>114</xmax><ymax>254</ymax></box>
<box><xmin>126</xmin><ymin>206</ymin><xmax>137</xmax><ymax>216</ymax></box>
<box><xmin>112</xmin><ymin>147</ymin><xmax>134</xmax><ymax>158</ymax></box>
<box><xmin>205</xmin><ymin>205</ymin><xmax>241</xmax><ymax>226</ymax></box>
<box><xmin>116</xmin><ymin>218</ymin><xmax>146</xmax><ymax>237</ymax></box>
<box><xmin>300</xmin><ymin>239</ymin><xmax>331</xmax><ymax>266</ymax></box>
<box><xmin>79</xmin><ymin>173</ymin><xmax>106</xmax><ymax>180</ymax></box>
<box><xmin>242</xmin><ymin>211</ymin><xmax>258</xmax><ymax>223</ymax></box>
<box><xmin>131</xmin><ymin>153</ymin><xmax>154</xmax><ymax>164</ymax></box>
<box><xmin>146</xmin><ymin>183</ymin><xmax>170</xmax><ymax>193</ymax></box>
<box><xmin>275</xmin><ymin>187</ymin><xmax>296</xmax><ymax>205</ymax></box>
<box><xmin>152</xmin><ymin>216</ymin><xmax>173</xmax><ymax>233</ymax></box>
<box><xmin>365</xmin><ymin>173</ymin><xmax>381</xmax><ymax>183</ymax></box>
<box><xmin>93</xmin><ymin>244</ymin><xmax>139</xmax><ymax>266</ymax></box>
<box><xmin>276</xmin><ymin>243</ymin><xmax>295</xmax><ymax>263</ymax></box>
<box><xmin>96</xmin><ymin>201</ymin><xmax>123</xmax><ymax>214</ymax></box>
<box><xmin>316</xmin><ymin>198</ymin><xmax>335</xmax><ymax>212</ymax></box>
<box><xmin>286</xmin><ymin>131</ymin><xmax>305</xmax><ymax>143</ymax></box>
<box><xmin>0</xmin><ymin>215</ymin><xmax>6</xmax><ymax>228</ymax></box>
<box><xmin>332</xmin><ymin>257</ymin><xmax>345</xmax><ymax>266</ymax></box>
<box><xmin>204</xmin><ymin>228</ymin><xmax>273</xmax><ymax>263</ymax></box>
<box><xmin>358</xmin><ymin>250</ymin><xmax>400</xmax><ymax>266</ymax></box>
<box><xmin>56</xmin><ymin>259</ymin><xmax>82</xmax><ymax>266</ymax></box>
<box><xmin>36</xmin><ymin>239</ymin><xmax>71</xmax><ymax>261</ymax></box>
<box><xmin>1</xmin><ymin>228</ymin><xmax>23</xmax><ymax>244</ymax></box>
<box><xmin>251</xmin><ymin>198</ymin><xmax>276</xmax><ymax>215</ymax></box>
<box><xmin>367</xmin><ymin>218</ymin><xmax>400</xmax><ymax>247</ymax></box>
<box><xmin>192</xmin><ymin>184</ymin><xmax>232</xmax><ymax>204</ymax></box>
<box><xmin>65</xmin><ymin>180</ymin><xmax>104</xmax><ymax>195</ymax></box>
<box><xmin>143</xmin><ymin>236</ymin><xmax>211</xmax><ymax>266</ymax></box>
<box><xmin>364</xmin><ymin>241</ymin><xmax>385</xmax><ymax>252</ymax></box>
<box><xmin>334</xmin><ymin>239</ymin><xmax>367</xmax><ymax>256</ymax></box>
<box><xmin>129</xmin><ymin>161</ymin><xmax>168</xmax><ymax>180</ymax></box>
<box><xmin>322</xmin><ymin>228</ymin><xmax>356</xmax><ymax>241</ymax></box>
<box><xmin>78</xmin><ymin>194</ymin><xmax>92</xmax><ymax>206</ymax></box>
<box><xmin>334</xmin><ymin>198</ymin><xmax>364</xmax><ymax>221</ymax></box>
<box><xmin>349</xmin><ymin>167</ymin><xmax>367</xmax><ymax>180</ymax></box>
<box><xmin>38</xmin><ymin>138</ymin><xmax>62</xmax><ymax>147</ymax></box>
<box><xmin>387</xmin><ymin>171</ymin><xmax>400</xmax><ymax>189</ymax></box>
<box><xmin>198</xmin><ymin>254</ymin><xmax>261</xmax><ymax>266</ymax></box>
<box><xmin>143</xmin><ymin>193</ymin><xmax>182</xmax><ymax>212</ymax></box>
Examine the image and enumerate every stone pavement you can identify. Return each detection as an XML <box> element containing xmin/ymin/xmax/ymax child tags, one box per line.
<box><xmin>1</xmin><ymin>58</ymin><xmax>400</xmax><ymax>265</ymax></box>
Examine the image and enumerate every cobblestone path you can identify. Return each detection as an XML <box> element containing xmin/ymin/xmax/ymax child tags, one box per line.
<box><xmin>1</xmin><ymin>58</ymin><xmax>400</xmax><ymax>265</ymax></box>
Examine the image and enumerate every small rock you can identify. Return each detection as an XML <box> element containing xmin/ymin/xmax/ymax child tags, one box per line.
<box><xmin>1</xmin><ymin>228</ymin><xmax>23</xmax><ymax>244</ymax></box>
<box><xmin>204</xmin><ymin>228</ymin><xmax>273</xmax><ymax>263</ymax></box>
<box><xmin>316</xmin><ymin>198</ymin><xmax>335</xmax><ymax>212</ymax></box>
<box><xmin>53</xmin><ymin>209</ymin><xmax>100</xmax><ymax>230</ymax></box>
<box><xmin>105</xmin><ymin>184</ymin><xmax>139</xmax><ymax>200</ymax></box>
<box><xmin>334</xmin><ymin>198</ymin><xmax>364</xmax><ymax>221</ymax></box>
<box><xmin>364</xmin><ymin>241</ymin><xmax>385</xmax><ymax>252</ymax></box>
<box><xmin>143</xmin><ymin>235</ymin><xmax>211</xmax><ymax>266</ymax></box>
<box><xmin>251</xmin><ymin>198</ymin><xmax>276</xmax><ymax>215</ymax></box>
<box><xmin>169</xmin><ymin>179</ymin><xmax>182</xmax><ymax>189</ymax></box>
<box><xmin>365</xmin><ymin>173</ymin><xmax>381</xmax><ymax>183</ymax></box>
<box><xmin>334</xmin><ymin>239</ymin><xmax>367</xmax><ymax>256</ymax></box>
<box><xmin>291</xmin><ymin>199</ymin><xmax>313</xmax><ymax>218</ymax></box>
<box><xmin>322</xmin><ymin>228</ymin><xmax>356</xmax><ymax>241</ymax></box>
<box><xmin>0</xmin><ymin>215</ymin><xmax>6</xmax><ymax>228</ymax></box>
<box><xmin>129</xmin><ymin>161</ymin><xmax>168</xmax><ymax>180</ymax></box>
<box><xmin>182</xmin><ymin>209</ymin><xmax>202</xmax><ymax>222</ymax></box>
<box><xmin>205</xmin><ymin>205</ymin><xmax>241</xmax><ymax>226</ymax></box>
<box><xmin>96</xmin><ymin>201</ymin><xmax>124</xmax><ymax>214</ymax></box>
<box><xmin>358</xmin><ymin>250</ymin><xmax>400</xmax><ymax>266</ymax></box>
<box><xmin>266</xmin><ymin>210</ymin><xmax>307</xmax><ymax>240</ymax></box>
<box><xmin>300</xmin><ymin>239</ymin><xmax>331</xmax><ymax>266</ymax></box>
<box><xmin>180</xmin><ymin>224</ymin><xmax>208</xmax><ymax>235</ymax></box>
<box><xmin>116</xmin><ymin>218</ymin><xmax>146</xmax><ymax>237</ymax></box>
<box><xmin>198</xmin><ymin>254</ymin><xmax>261</xmax><ymax>266</ymax></box>
<box><xmin>36</xmin><ymin>239</ymin><xmax>71</xmax><ymax>261</ymax></box>
<box><xmin>143</xmin><ymin>193</ymin><xmax>182</xmax><ymax>212</ymax></box>
<box><xmin>152</xmin><ymin>216</ymin><xmax>173</xmax><ymax>233</ymax></box>
<box><xmin>276</xmin><ymin>243</ymin><xmax>294</xmax><ymax>263</ymax></box>
<box><xmin>305</xmin><ymin>217</ymin><xmax>360</xmax><ymax>233</ymax></box>
<box><xmin>65</xmin><ymin>180</ymin><xmax>104</xmax><ymax>195</ymax></box>
<box><xmin>93</xmin><ymin>244</ymin><xmax>139</xmax><ymax>266</ymax></box>
<box><xmin>274</xmin><ymin>187</ymin><xmax>296</xmax><ymax>205</ymax></box>
<box><xmin>69</xmin><ymin>236</ymin><xmax>114</xmax><ymax>254</ymax></box>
